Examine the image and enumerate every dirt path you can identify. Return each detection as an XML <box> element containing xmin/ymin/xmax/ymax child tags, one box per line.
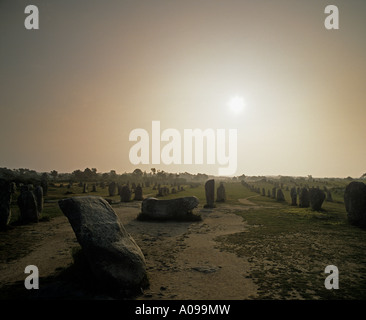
<box><xmin>0</xmin><ymin>199</ymin><xmax>258</xmax><ymax>299</ymax></box>
<box><xmin>238</xmin><ymin>195</ymin><xmax>261</xmax><ymax>206</ymax></box>
<box><xmin>118</xmin><ymin>203</ymin><xmax>257</xmax><ymax>300</ymax></box>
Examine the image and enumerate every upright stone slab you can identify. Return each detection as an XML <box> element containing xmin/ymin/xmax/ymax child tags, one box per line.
<box><xmin>290</xmin><ymin>187</ymin><xmax>297</xmax><ymax>206</ymax></box>
<box><xmin>58</xmin><ymin>196</ymin><xmax>148</xmax><ymax>293</ymax></box>
<box><xmin>299</xmin><ymin>187</ymin><xmax>310</xmax><ymax>208</ymax></box>
<box><xmin>326</xmin><ymin>190</ymin><xmax>333</xmax><ymax>202</ymax></box>
<box><xmin>34</xmin><ymin>185</ymin><xmax>44</xmax><ymax>215</ymax></box>
<box><xmin>108</xmin><ymin>182</ymin><xmax>117</xmax><ymax>197</ymax></box>
<box><xmin>309</xmin><ymin>187</ymin><xmax>326</xmax><ymax>211</ymax></box>
<box><xmin>276</xmin><ymin>189</ymin><xmax>285</xmax><ymax>202</ymax></box>
<box><xmin>271</xmin><ymin>187</ymin><xmax>276</xmax><ymax>199</ymax></box>
<box><xmin>120</xmin><ymin>185</ymin><xmax>131</xmax><ymax>202</ymax></box>
<box><xmin>17</xmin><ymin>185</ymin><xmax>39</xmax><ymax>223</ymax></box>
<box><xmin>204</xmin><ymin>179</ymin><xmax>215</xmax><ymax>208</ymax></box>
<box><xmin>0</xmin><ymin>180</ymin><xmax>14</xmax><ymax>229</ymax></box>
<box><xmin>41</xmin><ymin>179</ymin><xmax>48</xmax><ymax>196</ymax></box>
<box><xmin>134</xmin><ymin>185</ymin><xmax>143</xmax><ymax>201</ymax></box>
<box><xmin>216</xmin><ymin>182</ymin><xmax>226</xmax><ymax>202</ymax></box>
<box><xmin>344</xmin><ymin>181</ymin><xmax>366</xmax><ymax>228</ymax></box>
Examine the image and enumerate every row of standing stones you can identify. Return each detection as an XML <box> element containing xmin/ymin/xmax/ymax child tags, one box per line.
<box><xmin>54</xmin><ymin>180</ymin><xmax>224</xmax><ymax>296</ymax></box>
<box><xmin>0</xmin><ymin>180</ymin><xmax>45</xmax><ymax>229</ymax></box>
<box><xmin>57</xmin><ymin>179</ymin><xmax>366</xmax><ymax>296</ymax></box>
<box><xmin>245</xmin><ymin>181</ymin><xmax>366</xmax><ymax>228</ymax></box>
<box><xmin>1</xmin><ymin>178</ymin><xmax>366</xmax><ymax>297</ymax></box>
<box><xmin>1</xmin><ymin>178</ymin><xmax>365</xmax><ymax>229</ymax></box>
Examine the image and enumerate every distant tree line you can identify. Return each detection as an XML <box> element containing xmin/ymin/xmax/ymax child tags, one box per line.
<box><xmin>0</xmin><ymin>167</ymin><xmax>237</xmax><ymax>188</ymax></box>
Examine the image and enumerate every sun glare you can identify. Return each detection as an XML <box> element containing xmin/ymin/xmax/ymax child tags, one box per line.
<box><xmin>228</xmin><ymin>96</ymin><xmax>245</xmax><ymax>115</ymax></box>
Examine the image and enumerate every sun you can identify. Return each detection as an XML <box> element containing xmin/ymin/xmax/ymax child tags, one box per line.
<box><xmin>227</xmin><ymin>96</ymin><xmax>245</xmax><ymax>115</ymax></box>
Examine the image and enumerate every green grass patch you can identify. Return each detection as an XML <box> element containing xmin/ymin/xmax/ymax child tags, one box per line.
<box><xmin>215</xmin><ymin>194</ymin><xmax>366</xmax><ymax>300</ymax></box>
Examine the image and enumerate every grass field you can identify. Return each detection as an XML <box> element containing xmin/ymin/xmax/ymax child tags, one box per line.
<box><xmin>4</xmin><ymin>178</ymin><xmax>366</xmax><ymax>300</ymax></box>
<box><xmin>215</xmin><ymin>179</ymin><xmax>366</xmax><ymax>300</ymax></box>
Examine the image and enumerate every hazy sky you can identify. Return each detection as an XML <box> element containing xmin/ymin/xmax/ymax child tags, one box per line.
<box><xmin>1</xmin><ymin>0</ymin><xmax>365</xmax><ymax>177</ymax></box>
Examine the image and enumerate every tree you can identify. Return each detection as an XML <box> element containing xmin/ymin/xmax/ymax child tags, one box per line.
<box><xmin>50</xmin><ymin>170</ymin><xmax>58</xmax><ymax>181</ymax></box>
<box><xmin>72</xmin><ymin>169</ymin><xmax>83</xmax><ymax>182</ymax></box>
<box><xmin>109</xmin><ymin>170</ymin><xmax>117</xmax><ymax>180</ymax></box>
<box><xmin>133</xmin><ymin>168</ymin><xmax>143</xmax><ymax>177</ymax></box>
<box><xmin>83</xmin><ymin>168</ymin><xmax>92</xmax><ymax>180</ymax></box>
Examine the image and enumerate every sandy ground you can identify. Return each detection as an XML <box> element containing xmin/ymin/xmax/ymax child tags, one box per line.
<box><xmin>0</xmin><ymin>200</ymin><xmax>258</xmax><ymax>300</ymax></box>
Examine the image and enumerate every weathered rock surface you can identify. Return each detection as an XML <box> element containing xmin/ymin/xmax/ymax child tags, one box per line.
<box><xmin>58</xmin><ymin>196</ymin><xmax>148</xmax><ymax>293</ymax></box>
<box><xmin>271</xmin><ymin>187</ymin><xmax>276</xmax><ymax>199</ymax></box>
<box><xmin>204</xmin><ymin>179</ymin><xmax>215</xmax><ymax>208</ymax></box>
<box><xmin>216</xmin><ymin>182</ymin><xmax>226</xmax><ymax>202</ymax></box>
<box><xmin>17</xmin><ymin>185</ymin><xmax>39</xmax><ymax>223</ymax></box>
<box><xmin>34</xmin><ymin>185</ymin><xmax>44</xmax><ymax>215</ymax></box>
<box><xmin>138</xmin><ymin>196</ymin><xmax>200</xmax><ymax>221</ymax></box>
<box><xmin>299</xmin><ymin>187</ymin><xmax>310</xmax><ymax>208</ymax></box>
<box><xmin>108</xmin><ymin>182</ymin><xmax>117</xmax><ymax>196</ymax></box>
<box><xmin>309</xmin><ymin>188</ymin><xmax>326</xmax><ymax>211</ymax></box>
<box><xmin>326</xmin><ymin>190</ymin><xmax>333</xmax><ymax>202</ymax></box>
<box><xmin>0</xmin><ymin>180</ymin><xmax>14</xmax><ymax>229</ymax></box>
<box><xmin>276</xmin><ymin>189</ymin><xmax>285</xmax><ymax>202</ymax></box>
<box><xmin>120</xmin><ymin>185</ymin><xmax>132</xmax><ymax>202</ymax></box>
<box><xmin>290</xmin><ymin>187</ymin><xmax>297</xmax><ymax>206</ymax></box>
<box><xmin>344</xmin><ymin>181</ymin><xmax>366</xmax><ymax>227</ymax></box>
<box><xmin>134</xmin><ymin>185</ymin><xmax>143</xmax><ymax>201</ymax></box>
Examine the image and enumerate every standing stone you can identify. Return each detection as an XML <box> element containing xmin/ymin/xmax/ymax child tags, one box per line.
<box><xmin>34</xmin><ymin>185</ymin><xmax>44</xmax><ymax>215</ymax></box>
<box><xmin>290</xmin><ymin>187</ymin><xmax>297</xmax><ymax>206</ymax></box>
<box><xmin>108</xmin><ymin>182</ymin><xmax>117</xmax><ymax>197</ymax></box>
<box><xmin>326</xmin><ymin>190</ymin><xmax>333</xmax><ymax>202</ymax></box>
<box><xmin>267</xmin><ymin>189</ymin><xmax>271</xmax><ymax>197</ymax></box>
<box><xmin>157</xmin><ymin>187</ymin><xmax>163</xmax><ymax>197</ymax></box>
<box><xmin>92</xmin><ymin>184</ymin><xmax>97</xmax><ymax>192</ymax></box>
<box><xmin>58</xmin><ymin>196</ymin><xmax>148</xmax><ymax>293</ymax></box>
<box><xmin>0</xmin><ymin>180</ymin><xmax>14</xmax><ymax>229</ymax></box>
<box><xmin>271</xmin><ymin>187</ymin><xmax>276</xmax><ymax>199</ymax></box>
<box><xmin>17</xmin><ymin>185</ymin><xmax>39</xmax><ymax>223</ymax></box>
<box><xmin>83</xmin><ymin>183</ymin><xmax>88</xmax><ymax>193</ymax></box>
<box><xmin>299</xmin><ymin>188</ymin><xmax>310</xmax><ymax>208</ymax></box>
<box><xmin>344</xmin><ymin>181</ymin><xmax>366</xmax><ymax>227</ymax></box>
<box><xmin>134</xmin><ymin>185</ymin><xmax>143</xmax><ymax>201</ymax></box>
<box><xmin>262</xmin><ymin>188</ymin><xmax>266</xmax><ymax>196</ymax></box>
<box><xmin>139</xmin><ymin>196</ymin><xmax>200</xmax><ymax>221</ymax></box>
<box><xmin>309</xmin><ymin>187</ymin><xmax>326</xmax><ymax>211</ymax></box>
<box><xmin>276</xmin><ymin>189</ymin><xmax>285</xmax><ymax>202</ymax></box>
<box><xmin>162</xmin><ymin>187</ymin><xmax>168</xmax><ymax>196</ymax></box>
<box><xmin>41</xmin><ymin>179</ymin><xmax>48</xmax><ymax>196</ymax></box>
<box><xmin>216</xmin><ymin>182</ymin><xmax>226</xmax><ymax>202</ymax></box>
<box><xmin>204</xmin><ymin>179</ymin><xmax>215</xmax><ymax>208</ymax></box>
<box><xmin>120</xmin><ymin>185</ymin><xmax>131</xmax><ymax>202</ymax></box>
